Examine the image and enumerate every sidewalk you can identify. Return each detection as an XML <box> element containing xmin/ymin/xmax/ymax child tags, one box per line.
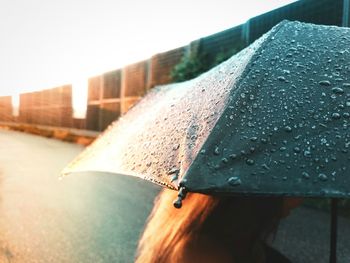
<box><xmin>0</xmin><ymin>121</ymin><xmax>99</xmax><ymax>146</ymax></box>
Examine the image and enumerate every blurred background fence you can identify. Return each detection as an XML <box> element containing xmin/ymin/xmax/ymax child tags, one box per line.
<box><xmin>18</xmin><ymin>85</ymin><xmax>73</xmax><ymax>127</ymax></box>
<box><xmin>0</xmin><ymin>0</ymin><xmax>349</xmax><ymax>132</ymax></box>
<box><xmin>0</xmin><ymin>96</ymin><xmax>13</xmax><ymax>122</ymax></box>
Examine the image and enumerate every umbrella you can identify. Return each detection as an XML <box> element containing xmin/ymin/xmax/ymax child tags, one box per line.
<box><xmin>63</xmin><ymin>20</ymin><xmax>350</xmax><ymax>262</ymax></box>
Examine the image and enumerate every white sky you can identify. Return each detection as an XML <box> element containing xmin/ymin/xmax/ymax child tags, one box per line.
<box><xmin>0</xmin><ymin>0</ymin><xmax>296</xmax><ymax>115</ymax></box>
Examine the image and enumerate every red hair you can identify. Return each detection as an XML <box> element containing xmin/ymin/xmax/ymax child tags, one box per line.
<box><xmin>135</xmin><ymin>189</ymin><xmax>284</xmax><ymax>263</ymax></box>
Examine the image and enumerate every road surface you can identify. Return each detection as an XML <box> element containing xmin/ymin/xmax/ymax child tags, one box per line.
<box><xmin>0</xmin><ymin>129</ymin><xmax>160</xmax><ymax>263</ymax></box>
<box><xmin>0</xmin><ymin>129</ymin><xmax>349</xmax><ymax>262</ymax></box>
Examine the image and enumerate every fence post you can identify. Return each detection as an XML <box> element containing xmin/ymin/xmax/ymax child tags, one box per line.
<box><xmin>98</xmin><ymin>75</ymin><xmax>105</xmax><ymax>131</ymax></box>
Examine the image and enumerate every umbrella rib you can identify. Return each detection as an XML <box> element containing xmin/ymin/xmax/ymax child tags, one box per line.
<box><xmin>178</xmin><ymin>20</ymin><xmax>289</xmax><ymax>194</ymax></box>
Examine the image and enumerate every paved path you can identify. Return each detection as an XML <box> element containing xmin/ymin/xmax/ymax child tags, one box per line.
<box><xmin>0</xmin><ymin>129</ymin><xmax>349</xmax><ymax>263</ymax></box>
<box><xmin>0</xmin><ymin>129</ymin><xmax>160</xmax><ymax>263</ymax></box>
<box><xmin>274</xmin><ymin>207</ymin><xmax>350</xmax><ymax>262</ymax></box>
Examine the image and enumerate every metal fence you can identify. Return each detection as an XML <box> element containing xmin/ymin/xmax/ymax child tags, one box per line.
<box><xmin>86</xmin><ymin>49</ymin><xmax>185</xmax><ymax>131</ymax></box>
<box><xmin>1</xmin><ymin>0</ymin><xmax>348</xmax><ymax>131</ymax></box>
<box><xmin>18</xmin><ymin>85</ymin><xmax>73</xmax><ymax>128</ymax></box>
<box><xmin>0</xmin><ymin>96</ymin><xmax>13</xmax><ymax>122</ymax></box>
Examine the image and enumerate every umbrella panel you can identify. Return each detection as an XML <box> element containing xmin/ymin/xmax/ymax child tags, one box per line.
<box><xmin>64</xmin><ymin>21</ymin><xmax>350</xmax><ymax>199</ymax></box>
<box><xmin>183</xmin><ymin>21</ymin><xmax>350</xmax><ymax>198</ymax></box>
<box><xmin>63</xmin><ymin>27</ymin><xmax>272</xmax><ymax>190</ymax></box>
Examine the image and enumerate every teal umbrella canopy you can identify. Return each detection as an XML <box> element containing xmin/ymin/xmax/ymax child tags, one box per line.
<box><xmin>63</xmin><ymin>20</ymin><xmax>350</xmax><ymax>199</ymax></box>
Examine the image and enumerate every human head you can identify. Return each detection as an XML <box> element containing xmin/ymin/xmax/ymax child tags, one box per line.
<box><xmin>135</xmin><ymin>189</ymin><xmax>299</xmax><ymax>263</ymax></box>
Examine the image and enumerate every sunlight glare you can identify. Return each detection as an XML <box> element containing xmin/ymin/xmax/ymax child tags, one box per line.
<box><xmin>72</xmin><ymin>78</ymin><xmax>88</xmax><ymax>119</ymax></box>
<box><xmin>11</xmin><ymin>94</ymin><xmax>20</xmax><ymax>117</ymax></box>
<box><xmin>1</xmin><ymin>0</ymin><xmax>298</xmax><ymax>111</ymax></box>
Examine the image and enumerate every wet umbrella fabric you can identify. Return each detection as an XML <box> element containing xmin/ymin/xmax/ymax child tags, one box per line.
<box><xmin>63</xmin><ymin>20</ymin><xmax>350</xmax><ymax>199</ymax></box>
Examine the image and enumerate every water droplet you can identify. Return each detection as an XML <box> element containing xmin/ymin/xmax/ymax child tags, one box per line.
<box><xmin>246</xmin><ymin>159</ymin><xmax>255</xmax><ymax>165</ymax></box>
<box><xmin>250</xmin><ymin>136</ymin><xmax>258</xmax><ymax>142</ymax></box>
<box><xmin>230</xmin><ymin>154</ymin><xmax>237</xmax><ymax>160</ymax></box>
<box><xmin>168</xmin><ymin>168</ymin><xmax>179</xmax><ymax>175</ymax></box>
<box><xmin>284</xmin><ymin>126</ymin><xmax>292</xmax><ymax>132</ymax></box>
<box><xmin>228</xmin><ymin>176</ymin><xmax>242</xmax><ymax>186</ymax></box>
<box><xmin>302</xmin><ymin>172</ymin><xmax>310</xmax><ymax>179</ymax></box>
<box><xmin>293</xmin><ymin>147</ymin><xmax>301</xmax><ymax>153</ymax></box>
<box><xmin>332</xmin><ymin>87</ymin><xmax>344</xmax><ymax>94</ymax></box>
<box><xmin>318</xmin><ymin>173</ymin><xmax>328</xmax><ymax>181</ymax></box>
<box><xmin>304</xmin><ymin>150</ymin><xmax>311</xmax><ymax>157</ymax></box>
<box><xmin>261</xmin><ymin>138</ymin><xmax>268</xmax><ymax>144</ymax></box>
<box><xmin>319</xmin><ymin>80</ymin><xmax>331</xmax><ymax>86</ymax></box>
<box><xmin>277</xmin><ymin>76</ymin><xmax>286</xmax><ymax>82</ymax></box>
<box><xmin>332</xmin><ymin>113</ymin><xmax>341</xmax><ymax>119</ymax></box>
<box><xmin>222</xmin><ymin>158</ymin><xmax>228</xmax><ymax>164</ymax></box>
<box><xmin>173</xmin><ymin>144</ymin><xmax>180</xmax><ymax>150</ymax></box>
<box><xmin>294</xmin><ymin>135</ymin><xmax>302</xmax><ymax>140</ymax></box>
<box><xmin>262</xmin><ymin>163</ymin><xmax>270</xmax><ymax>170</ymax></box>
<box><xmin>247</xmin><ymin>122</ymin><xmax>255</xmax><ymax>127</ymax></box>
<box><xmin>213</xmin><ymin>146</ymin><xmax>220</xmax><ymax>155</ymax></box>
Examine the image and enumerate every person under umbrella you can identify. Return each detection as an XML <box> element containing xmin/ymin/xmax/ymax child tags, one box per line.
<box><xmin>63</xmin><ymin>20</ymin><xmax>350</xmax><ymax>263</ymax></box>
<box><xmin>136</xmin><ymin>190</ymin><xmax>303</xmax><ymax>263</ymax></box>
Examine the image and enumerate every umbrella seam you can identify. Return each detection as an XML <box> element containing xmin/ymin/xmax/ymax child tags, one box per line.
<box><xmin>180</xmin><ymin>20</ymin><xmax>292</xmax><ymax>191</ymax></box>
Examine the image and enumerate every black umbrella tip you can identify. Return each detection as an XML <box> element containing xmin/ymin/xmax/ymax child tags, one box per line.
<box><xmin>173</xmin><ymin>197</ymin><xmax>182</xmax><ymax>209</ymax></box>
<box><xmin>173</xmin><ymin>186</ymin><xmax>188</xmax><ymax>209</ymax></box>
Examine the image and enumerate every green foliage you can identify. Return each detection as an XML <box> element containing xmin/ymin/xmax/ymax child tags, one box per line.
<box><xmin>212</xmin><ymin>43</ymin><xmax>244</xmax><ymax>66</ymax></box>
<box><xmin>170</xmin><ymin>53</ymin><xmax>210</xmax><ymax>83</ymax></box>
<box><xmin>171</xmin><ymin>42</ymin><xmax>245</xmax><ymax>83</ymax></box>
